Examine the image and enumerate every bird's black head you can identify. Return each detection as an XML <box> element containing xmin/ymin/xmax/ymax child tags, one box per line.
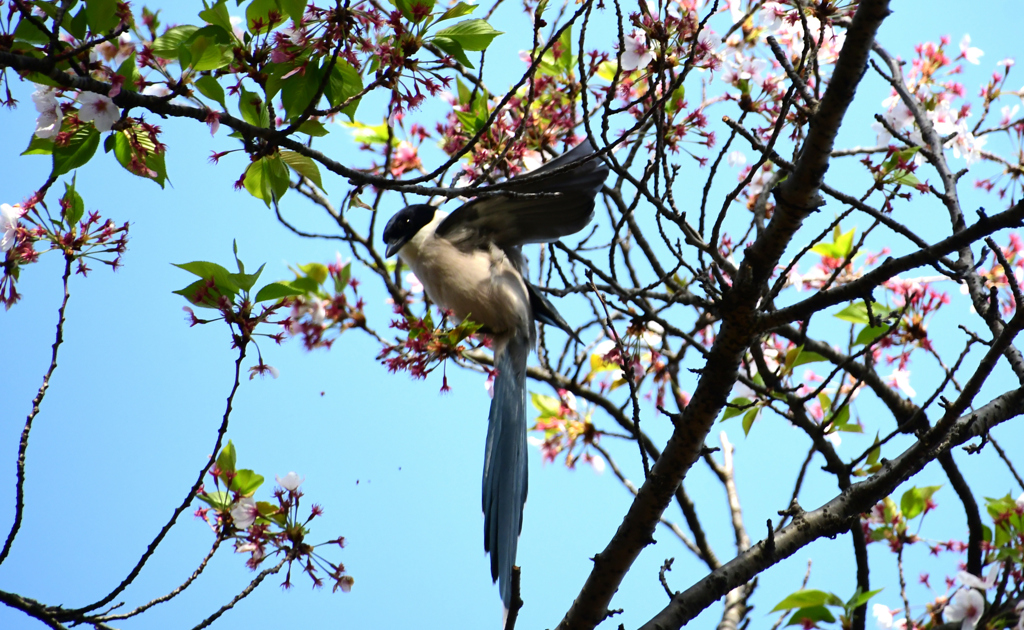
<box><xmin>383</xmin><ymin>204</ymin><xmax>436</xmax><ymax>258</ymax></box>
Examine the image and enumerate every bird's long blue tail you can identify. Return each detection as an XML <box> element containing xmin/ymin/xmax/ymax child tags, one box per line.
<box><xmin>482</xmin><ymin>334</ymin><xmax>530</xmax><ymax>608</ymax></box>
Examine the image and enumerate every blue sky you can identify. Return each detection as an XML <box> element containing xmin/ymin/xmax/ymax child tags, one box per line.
<box><xmin>2</xmin><ymin>1</ymin><xmax>1023</xmax><ymax>629</ymax></box>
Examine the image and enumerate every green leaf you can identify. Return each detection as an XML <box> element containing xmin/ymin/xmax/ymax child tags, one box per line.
<box><xmin>595</xmin><ymin>60</ymin><xmax>617</xmax><ymax>81</ymax></box>
<box><xmin>254</xmin><ymin>281</ymin><xmax>306</xmax><ymax>302</ymax></box>
<box><xmin>323</xmin><ymin>59</ymin><xmax>364</xmax><ymax>121</ymax></box>
<box><xmin>783</xmin><ymin>345</ymin><xmax>825</xmax><ymax>373</ymax></box>
<box><xmin>238</xmin><ymin>89</ymin><xmax>269</xmax><ymax>127</ymax></box>
<box><xmin>772</xmin><ymin>590</ymin><xmax>844</xmax><ymax>612</ymax></box>
<box><xmin>181</xmin><ymin>25</ymin><xmax>233</xmax><ymax>71</ymax></box>
<box><xmin>23</xmin><ymin>135</ymin><xmax>54</xmax><ymax>157</ymax></box>
<box><xmin>387</xmin><ymin>0</ymin><xmax>414</xmax><ymax>21</ymax></box>
<box><xmin>231</xmin><ymin>263</ymin><xmax>265</xmax><ymax>292</ymax></box>
<box><xmin>432</xmin><ymin>36</ymin><xmax>474</xmax><ymax>68</ymax></box>
<box><xmin>531</xmin><ymin>392</ymin><xmax>561</xmax><ymax>417</ymax></box>
<box><xmin>115</xmin><ymin>51</ymin><xmax>141</xmax><ymax>92</ymax></box>
<box><xmin>436</xmin><ymin>1</ymin><xmax>477</xmax><ymax>21</ymax></box>
<box><xmin>900</xmin><ymin>485</ymin><xmax>941</xmax><ymax>520</ymax></box>
<box><xmin>834</xmin><ymin>301</ymin><xmax>889</xmax><ymax>325</ymax></box>
<box><xmin>741</xmin><ymin>406</ymin><xmax>759</xmax><ymax>435</ymax></box>
<box><xmin>280</xmin><ymin>0</ymin><xmax>307</xmax><ymax>21</ymax></box>
<box><xmin>722</xmin><ymin>397</ymin><xmax>752</xmax><ymax>421</ymax></box>
<box><xmin>112</xmin><ymin>124</ymin><xmax>169</xmax><ymax>188</ymax></box>
<box><xmin>152</xmin><ymin>25</ymin><xmax>199</xmax><ymax>60</ymax></box>
<box><xmin>198</xmin><ymin>0</ymin><xmax>236</xmax><ymax>35</ymax></box>
<box><xmin>846</xmin><ymin>588</ymin><xmax>884</xmax><ymax>610</ymax></box>
<box><xmin>52</xmin><ymin>125</ymin><xmax>100</xmax><ymax>177</ymax></box>
<box><xmin>174</xmin><ymin>261</ymin><xmax>241</xmax><ymax>292</ymax></box>
<box><xmin>230</xmin><ymin>469</ymin><xmax>265</xmax><ymax>496</ymax></box>
<box><xmin>197</xmin><ymin>490</ymin><xmax>232</xmax><ymax>509</ymax></box>
<box><xmin>407</xmin><ymin>0</ymin><xmax>435</xmax><ymax>21</ymax></box>
<box><xmin>62</xmin><ymin>177</ymin><xmax>85</xmax><ymax>226</ymax></box>
<box><xmin>343</xmin><ymin>120</ymin><xmax>392</xmax><ymax>145</ymax></box>
<box><xmin>297</xmin><ymin>120</ymin><xmax>329</xmax><ymax>137</ymax></box>
<box><xmin>866</xmin><ymin>434</ymin><xmax>881</xmax><ymax>465</ymax></box>
<box><xmin>246</xmin><ymin>0</ymin><xmax>286</xmax><ymax>34</ymax></box>
<box><xmin>195</xmin><ymin>75</ymin><xmax>227</xmax><ymax>109</ymax></box>
<box><xmin>280</xmin><ymin>60</ymin><xmax>324</xmax><ymax>120</ymax></box>
<box><xmin>334</xmin><ymin>262</ymin><xmax>352</xmax><ymax>292</ymax></box>
<box><xmin>85</xmin><ymin>0</ymin><xmax>119</xmax><ymax>34</ymax></box>
<box><xmin>216</xmin><ymin>441</ymin><xmax>237</xmax><ymax>474</ymax></box>
<box><xmin>68</xmin><ymin>8</ymin><xmax>89</xmax><ymax>40</ymax></box>
<box><xmin>280</xmin><ymin>150</ymin><xmax>323</xmax><ymax>189</ymax></box>
<box><xmin>243</xmin><ymin>154</ymin><xmax>290</xmax><ymax>206</ymax></box>
<box><xmin>300</xmin><ymin>262</ymin><xmax>329</xmax><ymax>284</ymax></box>
<box><xmin>434</xmin><ymin>19</ymin><xmax>502</xmax><ymax>51</ymax></box>
<box><xmin>786</xmin><ymin>606</ymin><xmax>836</xmax><ymax>626</ymax></box>
<box><xmin>854</xmin><ymin>324</ymin><xmax>889</xmax><ymax>346</ymax></box>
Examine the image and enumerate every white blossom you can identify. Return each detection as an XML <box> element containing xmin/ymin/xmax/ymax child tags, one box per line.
<box><xmin>873</xmin><ymin>604</ymin><xmax>894</xmax><ymax>630</ymax></box>
<box><xmin>32</xmin><ymin>84</ymin><xmax>62</xmax><ymax>138</ymax></box>
<box><xmin>78</xmin><ymin>92</ymin><xmax>120</xmax><ymax>132</ymax></box>
<box><xmin>959</xmin><ymin>564</ymin><xmax>999</xmax><ymax>591</ymax></box>
<box><xmin>230</xmin><ymin>497</ymin><xmax>258</xmax><ymax>529</ymax></box>
<box><xmin>276</xmin><ymin>472</ymin><xmax>304</xmax><ymax>491</ymax></box>
<box><xmin>1</xmin><ymin>203</ymin><xmax>24</xmax><ymax>252</ymax></box>
<box><xmin>886</xmin><ymin>368</ymin><xmax>916</xmax><ymax>398</ymax></box>
<box><xmin>959</xmin><ymin>34</ymin><xmax>983</xmax><ymax>65</ymax></box>
<box><xmin>621</xmin><ymin>30</ymin><xmax>655</xmax><ymax>71</ymax></box>
<box><xmin>728</xmin><ymin>151</ymin><xmax>747</xmax><ymax>167</ymax></box>
<box><xmin>945</xmin><ymin>588</ymin><xmax>984</xmax><ymax>630</ymax></box>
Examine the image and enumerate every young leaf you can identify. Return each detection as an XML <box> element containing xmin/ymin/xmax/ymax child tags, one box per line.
<box><xmin>52</xmin><ymin>125</ymin><xmax>100</xmax><ymax>177</ymax></box>
<box><xmin>771</xmin><ymin>590</ymin><xmax>844</xmax><ymax>612</ymax></box>
<box><xmin>434</xmin><ymin>19</ymin><xmax>503</xmax><ymax>51</ymax></box>
<box><xmin>195</xmin><ymin>75</ymin><xmax>227</xmax><ymax>109</ymax></box>
<box><xmin>280</xmin><ymin>151</ymin><xmax>323</xmax><ymax>189</ymax></box>
<box><xmin>152</xmin><ymin>25</ymin><xmax>199</xmax><ymax>60</ymax></box>
<box><xmin>436</xmin><ymin>1</ymin><xmax>477</xmax><ymax>21</ymax></box>
<box><xmin>61</xmin><ymin>178</ymin><xmax>85</xmax><ymax>226</ymax></box>
<box><xmin>254</xmin><ymin>281</ymin><xmax>306</xmax><ymax>303</ymax></box>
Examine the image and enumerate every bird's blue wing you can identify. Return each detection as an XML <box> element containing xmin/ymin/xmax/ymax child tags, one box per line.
<box><xmin>482</xmin><ymin>334</ymin><xmax>530</xmax><ymax>608</ymax></box>
<box><xmin>437</xmin><ymin>139</ymin><xmax>609</xmax><ymax>248</ymax></box>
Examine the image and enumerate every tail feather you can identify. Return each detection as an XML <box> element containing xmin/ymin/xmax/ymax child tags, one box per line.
<box><xmin>482</xmin><ymin>334</ymin><xmax>530</xmax><ymax>608</ymax></box>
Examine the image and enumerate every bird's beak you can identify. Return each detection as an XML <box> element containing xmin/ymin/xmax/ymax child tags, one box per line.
<box><xmin>385</xmin><ymin>236</ymin><xmax>409</xmax><ymax>259</ymax></box>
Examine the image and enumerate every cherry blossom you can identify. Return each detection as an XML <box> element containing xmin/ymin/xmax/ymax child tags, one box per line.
<box><xmin>728</xmin><ymin>151</ymin><xmax>747</xmax><ymax>167</ymax></box>
<box><xmin>958</xmin><ymin>564</ymin><xmax>999</xmax><ymax>591</ymax></box>
<box><xmin>621</xmin><ymin>30</ymin><xmax>654</xmax><ymax>72</ymax></box>
<box><xmin>276</xmin><ymin>472</ymin><xmax>304</xmax><ymax>491</ymax></box>
<box><xmin>945</xmin><ymin>588</ymin><xmax>984</xmax><ymax>630</ymax></box>
<box><xmin>230</xmin><ymin>497</ymin><xmax>258</xmax><ymax>529</ymax></box>
<box><xmin>873</xmin><ymin>603</ymin><xmax>894</xmax><ymax>629</ymax></box>
<box><xmin>958</xmin><ymin>34</ymin><xmax>983</xmax><ymax>65</ymax></box>
<box><xmin>78</xmin><ymin>92</ymin><xmax>120</xmax><ymax>132</ymax></box>
<box><xmin>885</xmin><ymin>368</ymin><xmax>916</xmax><ymax>398</ymax></box>
<box><xmin>31</xmin><ymin>85</ymin><xmax>62</xmax><ymax>139</ymax></box>
<box><xmin>1</xmin><ymin>203</ymin><xmax>23</xmax><ymax>253</ymax></box>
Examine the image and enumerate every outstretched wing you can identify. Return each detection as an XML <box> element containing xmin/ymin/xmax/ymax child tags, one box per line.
<box><xmin>436</xmin><ymin>139</ymin><xmax>609</xmax><ymax>249</ymax></box>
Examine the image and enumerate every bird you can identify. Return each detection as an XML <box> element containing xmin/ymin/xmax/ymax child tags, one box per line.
<box><xmin>382</xmin><ymin>138</ymin><xmax>609</xmax><ymax>608</ymax></box>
